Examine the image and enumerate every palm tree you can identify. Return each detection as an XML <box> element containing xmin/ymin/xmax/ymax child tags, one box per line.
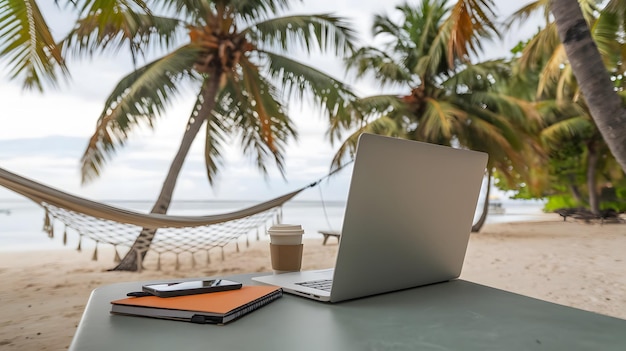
<box><xmin>539</xmin><ymin>102</ymin><xmax>613</xmax><ymax>214</ymax></box>
<box><xmin>332</xmin><ymin>0</ymin><xmax>540</xmax><ymax>232</ymax></box>
<box><xmin>549</xmin><ymin>0</ymin><xmax>626</xmax><ymax>173</ymax></box>
<box><xmin>59</xmin><ymin>0</ymin><xmax>357</xmax><ymax>271</ymax></box>
<box><xmin>0</xmin><ymin>0</ymin><xmax>150</xmax><ymax>90</ymax></box>
<box><xmin>511</xmin><ymin>0</ymin><xmax>626</xmax><ymax>214</ymax></box>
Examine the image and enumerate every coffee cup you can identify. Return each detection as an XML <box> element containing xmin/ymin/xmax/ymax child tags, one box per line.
<box><xmin>268</xmin><ymin>224</ymin><xmax>304</xmax><ymax>274</ymax></box>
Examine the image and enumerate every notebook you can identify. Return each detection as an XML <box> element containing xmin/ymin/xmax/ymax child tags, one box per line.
<box><xmin>252</xmin><ymin>133</ymin><xmax>488</xmax><ymax>302</ymax></box>
<box><xmin>110</xmin><ymin>285</ymin><xmax>282</xmax><ymax>324</ymax></box>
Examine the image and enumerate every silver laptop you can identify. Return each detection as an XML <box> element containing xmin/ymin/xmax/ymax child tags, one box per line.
<box><xmin>252</xmin><ymin>133</ymin><xmax>488</xmax><ymax>302</ymax></box>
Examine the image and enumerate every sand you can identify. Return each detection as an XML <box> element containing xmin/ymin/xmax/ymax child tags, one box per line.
<box><xmin>1</xmin><ymin>218</ymin><xmax>625</xmax><ymax>350</ymax></box>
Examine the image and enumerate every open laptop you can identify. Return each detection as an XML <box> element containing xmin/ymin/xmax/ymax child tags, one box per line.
<box><xmin>252</xmin><ymin>133</ymin><xmax>488</xmax><ymax>302</ymax></box>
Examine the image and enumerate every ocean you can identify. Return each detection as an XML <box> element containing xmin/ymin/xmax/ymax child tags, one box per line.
<box><xmin>0</xmin><ymin>199</ymin><xmax>547</xmax><ymax>252</ymax></box>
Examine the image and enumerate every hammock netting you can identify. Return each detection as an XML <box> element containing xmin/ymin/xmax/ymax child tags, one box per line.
<box><xmin>0</xmin><ymin>166</ymin><xmax>318</xmax><ymax>270</ymax></box>
<box><xmin>41</xmin><ymin>201</ymin><xmax>282</xmax><ymax>268</ymax></box>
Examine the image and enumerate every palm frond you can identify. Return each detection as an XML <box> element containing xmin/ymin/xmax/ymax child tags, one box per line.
<box><xmin>0</xmin><ymin>0</ymin><xmax>68</xmax><ymax>90</ymax></box>
<box><xmin>517</xmin><ymin>23</ymin><xmax>559</xmax><ymax>70</ymax></box>
<box><xmin>386</xmin><ymin>0</ymin><xmax>449</xmax><ymax>78</ymax></box>
<box><xmin>533</xmin><ymin>98</ymin><xmax>585</xmax><ymax>125</ymax></box>
<box><xmin>74</xmin><ymin>0</ymin><xmax>151</xmax><ymax>16</ymax></box>
<box><xmin>227</xmin><ymin>0</ymin><xmax>291</xmax><ymax>22</ymax></box>
<box><xmin>443</xmin><ymin>0</ymin><xmax>499</xmax><ymax>65</ymax></box>
<box><xmin>80</xmin><ymin>45</ymin><xmax>202</xmax><ymax>182</ymax></box>
<box><xmin>344</xmin><ymin>46</ymin><xmax>414</xmax><ymax>86</ymax></box>
<box><xmin>327</xmin><ymin>94</ymin><xmax>407</xmax><ymax>143</ymax></box>
<box><xmin>418</xmin><ymin>98</ymin><xmax>467</xmax><ymax>142</ymax></box>
<box><xmin>200</xmin><ymin>82</ymin><xmax>229</xmax><ymax>185</ymax></box>
<box><xmin>212</xmin><ymin>55</ymin><xmax>297</xmax><ymax>179</ymax></box>
<box><xmin>604</xmin><ymin>0</ymin><xmax>626</xmax><ymax>13</ymax></box>
<box><xmin>540</xmin><ymin>116</ymin><xmax>595</xmax><ymax>147</ymax></box>
<box><xmin>150</xmin><ymin>0</ymin><xmax>208</xmax><ymax>23</ymax></box>
<box><xmin>592</xmin><ymin>9</ymin><xmax>622</xmax><ymax>71</ymax></box>
<box><xmin>506</xmin><ymin>0</ymin><xmax>600</xmax><ymax>29</ymax></box>
<box><xmin>263</xmin><ymin>51</ymin><xmax>357</xmax><ymax>124</ymax></box>
<box><xmin>393</xmin><ymin>0</ymin><xmax>447</xmax><ymax>61</ymax></box>
<box><xmin>445</xmin><ymin>59</ymin><xmax>510</xmax><ymax>91</ymax></box>
<box><xmin>445</xmin><ymin>60</ymin><xmax>544</xmax><ymax>131</ymax></box>
<box><xmin>330</xmin><ymin>116</ymin><xmax>405</xmax><ymax>171</ymax></box>
<box><xmin>371</xmin><ymin>13</ymin><xmax>405</xmax><ymax>40</ymax></box>
<box><xmin>505</xmin><ymin>0</ymin><xmax>551</xmax><ymax>28</ymax></box>
<box><xmin>62</xmin><ymin>11</ymin><xmax>182</xmax><ymax>61</ymax></box>
<box><xmin>245</xmin><ymin>14</ymin><xmax>357</xmax><ymax>56</ymax></box>
<box><xmin>460</xmin><ymin>113</ymin><xmax>516</xmax><ymax>156</ymax></box>
<box><xmin>554</xmin><ymin>64</ymin><xmax>578</xmax><ymax>103</ymax></box>
<box><xmin>157</xmin><ymin>0</ymin><xmax>291</xmax><ymax>23</ymax></box>
<box><xmin>538</xmin><ymin>45</ymin><xmax>567</xmax><ymax>96</ymax></box>
<box><xmin>418</xmin><ymin>16</ymin><xmax>451</xmax><ymax>76</ymax></box>
<box><xmin>463</xmin><ymin>98</ymin><xmax>523</xmax><ymax>149</ymax></box>
<box><xmin>577</xmin><ymin>0</ymin><xmax>603</xmax><ymax>23</ymax></box>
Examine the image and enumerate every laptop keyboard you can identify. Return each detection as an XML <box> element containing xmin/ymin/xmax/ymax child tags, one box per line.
<box><xmin>295</xmin><ymin>279</ymin><xmax>333</xmax><ymax>292</ymax></box>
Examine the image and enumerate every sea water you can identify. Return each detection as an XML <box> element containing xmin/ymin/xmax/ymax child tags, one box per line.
<box><xmin>0</xmin><ymin>199</ymin><xmax>546</xmax><ymax>252</ymax></box>
<box><xmin>0</xmin><ymin>199</ymin><xmax>347</xmax><ymax>252</ymax></box>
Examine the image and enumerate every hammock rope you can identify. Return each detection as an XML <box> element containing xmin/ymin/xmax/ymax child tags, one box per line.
<box><xmin>0</xmin><ymin>166</ymin><xmax>336</xmax><ymax>270</ymax></box>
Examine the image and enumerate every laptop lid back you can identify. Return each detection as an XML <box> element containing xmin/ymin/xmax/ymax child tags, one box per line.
<box><xmin>330</xmin><ymin>134</ymin><xmax>488</xmax><ymax>302</ymax></box>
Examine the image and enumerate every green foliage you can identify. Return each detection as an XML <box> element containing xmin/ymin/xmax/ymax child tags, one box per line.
<box><xmin>546</xmin><ymin>139</ymin><xmax>586</xmax><ymax>191</ymax></box>
<box><xmin>544</xmin><ymin>189</ymin><xmax>626</xmax><ymax>213</ymax></box>
<box><xmin>601</xmin><ymin>180</ymin><xmax>626</xmax><ymax>212</ymax></box>
<box><xmin>334</xmin><ymin>0</ymin><xmax>536</xmax><ymax>178</ymax></box>
<box><xmin>0</xmin><ymin>0</ymin><xmax>69</xmax><ymax>90</ymax></box>
<box><xmin>544</xmin><ymin>194</ymin><xmax>583</xmax><ymax>212</ymax></box>
<box><xmin>499</xmin><ymin>0</ymin><xmax>626</xmax><ymax>214</ymax></box>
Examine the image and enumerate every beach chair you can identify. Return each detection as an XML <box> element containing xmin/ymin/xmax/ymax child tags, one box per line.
<box><xmin>318</xmin><ymin>230</ymin><xmax>341</xmax><ymax>245</ymax></box>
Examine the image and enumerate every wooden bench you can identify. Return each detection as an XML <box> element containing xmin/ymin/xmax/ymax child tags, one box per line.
<box><xmin>318</xmin><ymin>230</ymin><xmax>341</xmax><ymax>245</ymax></box>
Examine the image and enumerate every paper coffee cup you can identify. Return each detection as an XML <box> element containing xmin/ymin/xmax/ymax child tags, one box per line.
<box><xmin>270</xmin><ymin>243</ymin><xmax>303</xmax><ymax>273</ymax></box>
<box><xmin>268</xmin><ymin>224</ymin><xmax>304</xmax><ymax>273</ymax></box>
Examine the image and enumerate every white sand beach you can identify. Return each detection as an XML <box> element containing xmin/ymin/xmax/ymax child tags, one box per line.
<box><xmin>1</xmin><ymin>218</ymin><xmax>625</xmax><ymax>350</ymax></box>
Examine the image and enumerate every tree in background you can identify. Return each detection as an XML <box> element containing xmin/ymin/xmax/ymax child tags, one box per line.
<box><xmin>507</xmin><ymin>0</ymin><xmax>626</xmax><ymax>214</ymax></box>
<box><xmin>550</xmin><ymin>0</ymin><xmax>626</xmax><ymax>174</ymax></box>
<box><xmin>332</xmin><ymin>0</ymin><xmax>540</xmax><ymax>232</ymax></box>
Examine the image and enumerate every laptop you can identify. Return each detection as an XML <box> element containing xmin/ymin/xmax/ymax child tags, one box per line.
<box><xmin>252</xmin><ymin>133</ymin><xmax>488</xmax><ymax>302</ymax></box>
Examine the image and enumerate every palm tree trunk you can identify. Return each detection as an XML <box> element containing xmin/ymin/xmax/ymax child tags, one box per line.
<box><xmin>567</xmin><ymin>175</ymin><xmax>584</xmax><ymax>205</ymax></box>
<box><xmin>471</xmin><ymin>169</ymin><xmax>491</xmax><ymax>233</ymax></box>
<box><xmin>550</xmin><ymin>0</ymin><xmax>626</xmax><ymax>174</ymax></box>
<box><xmin>586</xmin><ymin>142</ymin><xmax>600</xmax><ymax>215</ymax></box>
<box><xmin>111</xmin><ymin>74</ymin><xmax>222</xmax><ymax>272</ymax></box>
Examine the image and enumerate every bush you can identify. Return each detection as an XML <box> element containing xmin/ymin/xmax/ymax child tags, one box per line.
<box><xmin>544</xmin><ymin>195</ymin><xmax>582</xmax><ymax>212</ymax></box>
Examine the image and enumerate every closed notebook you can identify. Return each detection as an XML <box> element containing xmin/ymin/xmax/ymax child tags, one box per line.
<box><xmin>110</xmin><ymin>285</ymin><xmax>282</xmax><ymax>324</ymax></box>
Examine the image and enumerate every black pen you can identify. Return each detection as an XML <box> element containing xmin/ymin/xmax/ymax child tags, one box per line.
<box><xmin>126</xmin><ymin>291</ymin><xmax>154</xmax><ymax>297</ymax></box>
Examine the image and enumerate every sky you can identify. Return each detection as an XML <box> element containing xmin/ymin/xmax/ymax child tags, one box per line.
<box><xmin>0</xmin><ymin>0</ymin><xmax>538</xmax><ymax>203</ymax></box>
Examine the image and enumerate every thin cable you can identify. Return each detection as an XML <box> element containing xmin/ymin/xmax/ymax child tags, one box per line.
<box><xmin>311</xmin><ymin>160</ymin><xmax>355</xmax><ymax>232</ymax></box>
<box><xmin>318</xmin><ymin>184</ymin><xmax>334</xmax><ymax>231</ymax></box>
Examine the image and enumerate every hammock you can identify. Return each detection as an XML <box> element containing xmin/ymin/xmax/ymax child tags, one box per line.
<box><xmin>0</xmin><ymin>166</ymin><xmax>321</xmax><ymax>270</ymax></box>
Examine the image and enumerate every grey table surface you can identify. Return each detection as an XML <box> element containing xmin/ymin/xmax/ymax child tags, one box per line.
<box><xmin>69</xmin><ymin>273</ymin><xmax>626</xmax><ymax>351</ymax></box>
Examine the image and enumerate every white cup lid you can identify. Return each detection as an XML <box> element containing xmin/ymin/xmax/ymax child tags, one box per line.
<box><xmin>268</xmin><ymin>224</ymin><xmax>304</xmax><ymax>235</ymax></box>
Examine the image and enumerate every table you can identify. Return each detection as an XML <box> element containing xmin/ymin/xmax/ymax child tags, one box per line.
<box><xmin>70</xmin><ymin>274</ymin><xmax>626</xmax><ymax>350</ymax></box>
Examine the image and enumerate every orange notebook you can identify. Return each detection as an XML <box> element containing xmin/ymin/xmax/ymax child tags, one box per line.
<box><xmin>110</xmin><ymin>285</ymin><xmax>282</xmax><ymax>324</ymax></box>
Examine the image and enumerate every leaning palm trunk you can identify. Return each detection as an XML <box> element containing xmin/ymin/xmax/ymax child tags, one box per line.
<box><xmin>586</xmin><ymin>142</ymin><xmax>600</xmax><ymax>215</ymax></box>
<box><xmin>112</xmin><ymin>76</ymin><xmax>221</xmax><ymax>272</ymax></box>
<box><xmin>471</xmin><ymin>169</ymin><xmax>491</xmax><ymax>233</ymax></box>
<box><xmin>551</xmin><ymin>0</ymin><xmax>626</xmax><ymax>174</ymax></box>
